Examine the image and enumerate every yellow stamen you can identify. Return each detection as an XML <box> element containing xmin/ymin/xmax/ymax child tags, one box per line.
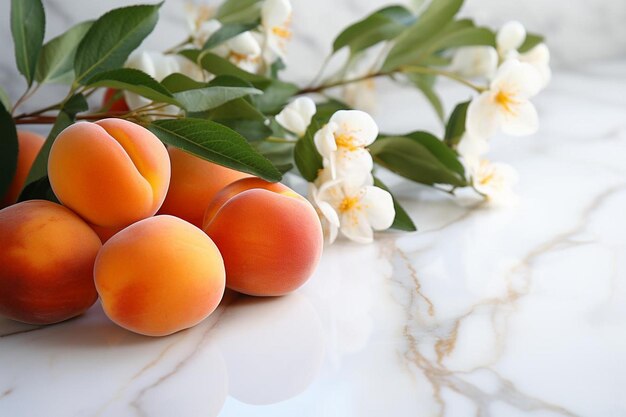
<box><xmin>478</xmin><ymin>173</ymin><xmax>494</xmax><ymax>186</ymax></box>
<box><xmin>272</xmin><ymin>26</ymin><xmax>292</xmax><ymax>39</ymax></box>
<box><xmin>335</xmin><ymin>133</ymin><xmax>359</xmax><ymax>151</ymax></box>
<box><xmin>494</xmin><ymin>90</ymin><xmax>517</xmax><ymax>114</ymax></box>
<box><xmin>338</xmin><ymin>196</ymin><xmax>360</xmax><ymax>213</ymax></box>
<box><xmin>228</xmin><ymin>51</ymin><xmax>249</xmax><ymax>63</ymax></box>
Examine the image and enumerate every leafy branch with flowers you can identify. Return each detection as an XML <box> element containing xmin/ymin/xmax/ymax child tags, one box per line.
<box><xmin>1</xmin><ymin>0</ymin><xmax>550</xmax><ymax>244</ymax></box>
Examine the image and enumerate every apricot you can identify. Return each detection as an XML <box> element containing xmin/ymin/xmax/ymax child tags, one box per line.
<box><xmin>1</xmin><ymin>130</ymin><xmax>45</xmax><ymax>208</ymax></box>
<box><xmin>94</xmin><ymin>215</ymin><xmax>226</xmax><ymax>336</ymax></box>
<box><xmin>203</xmin><ymin>178</ymin><xmax>323</xmax><ymax>296</ymax></box>
<box><xmin>88</xmin><ymin>222</ymin><xmax>124</xmax><ymax>244</ymax></box>
<box><xmin>48</xmin><ymin>118</ymin><xmax>170</xmax><ymax>228</ymax></box>
<box><xmin>102</xmin><ymin>88</ymin><xmax>130</xmax><ymax>112</ymax></box>
<box><xmin>0</xmin><ymin>200</ymin><xmax>101</xmax><ymax>324</ymax></box>
<box><xmin>157</xmin><ymin>147</ymin><xmax>250</xmax><ymax>228</ymax></box>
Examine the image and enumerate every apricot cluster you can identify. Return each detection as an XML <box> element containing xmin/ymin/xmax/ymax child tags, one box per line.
<box><xmin>0</xmin><ymin>118</ymin><xmax>323</xmax><ymax>336</ymax></box>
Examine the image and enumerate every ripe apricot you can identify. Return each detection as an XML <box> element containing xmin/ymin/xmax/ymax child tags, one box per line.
<box><xmin>157</xmin><ymin>147</ymin><xmax>250</xmax><ymax>228</ymax></box>
<box><xmin>203</xmin><ymin>178</ymin><xmax>323</xmax><ymax>296</ymax></box>
<box><xmin>94</xmin><ymin>215</ymin><xmax>226</xmax><ymax>336</ymax></box>
<box><xmin>102</xmin><ymin>88</ymin><xmax>130</xmax><ymax>112</ymax></box>
<box><xmin>0</xmin><ymin>200</ymin><xmax>101</xmax><ymax>324</ymax></box>
<box><xmin>1</xmin><ymin>130</ymin><xmax>45</xmax><ymax>208</ymax></box>
<box><xmin>48</xmin><ymin>118</ymin><xmax>170</xmax><ymax>228</ymax></box>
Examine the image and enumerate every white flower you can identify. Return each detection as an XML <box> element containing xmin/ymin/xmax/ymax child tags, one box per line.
<box><xmin>275</xmin><ymin>97</ymin><xmax>316</xmax><ymax>137</ymax></box>
<box><xmin>124</xmin><ymin>51</ymin><xmax>198</xmax><ymax>114</ymax></box>
<box><xmin>467</xmin><ymin>159</ymin><xmax>518</xmax><ymax>205</ymax></box>
<box><xmin>261</xmin><ymin>0</ymin><xmax>292</xmax><ymax>63</ymax></box>
<box><xmin>450</xmin><ymin>46</ymin><xmax>498</xmax><ymax>79</ymax></box>
<box><xmin>195</xmin><ymin>19</ymin><xmax>223</xmax><ymax>48</ymax></box>
<box><xmin>466</xmin><ymin>59</ymin><xmax>542</xmax><ymax>138</ymax></box>
<box><xmin>343</xmin><ymin>78</ymin><xmax>377</xmax><ymax>113</ymax></box>
<box><xmin>185</xmin><ymin>3</ymin><xmax>214</xmax><ymax>35</ymax></box>
<box><xmin>496</xmin><ymin>21</ymin><xmax>526</xmax><ymax>58</ymax></box>
<box><xmin>456</xmin><ymin>133</ymin><xmax>489</xmax><ymax>162</ymax></box>
<box><xmin>311</xmin><ymin>178</ymin><xmax>395</xmax><ymax>244</ymax></box>
<box><xmin>518</xmin><ymin>43</ymin><xmax>551</xmax><ymax>89</ymax></box>
<box><xmin>313</xmin><ymin>110</ymin><xmax>378</xmax><ymax>186</ymax></box>
<box><xmin>194</xmin><ymin>19</ymin><xmax>262</xmax><ymax>73</ymax></box>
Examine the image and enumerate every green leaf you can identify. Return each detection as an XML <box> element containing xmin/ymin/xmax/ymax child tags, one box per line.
<box><xmin>203</xmin><ymin>22</ymin><xmax>258</xmax><ymax>50</ymax></box>
<box><xmin>370</xmin><ymin>134</ymin><xmax>466</xmax><ymax>187</ymax></box>
<box><xmin>205</xmin><ymin>94</ymin><xmax>272</xmax><ymax>141</ymax></box>
<box><xmin>148</xmin><ymin>118</ymin><xmax>281</xmax><ymax>182</ymax></box>
<box><xmin>408</xmin><ymin>73</ymin><xmax>444</xmax><ymax>122</ymax></box>
<box><xmin>382</xmin><ymin>0</ymin><xmax>463</xmax><ymax>71</ymax></box>
<box><xmin>252</xmin><ymin>80</ymin><xmax>300</xmax><ymax>115</ymax></box>
<box><xmin>0</xmin><ymin>103</ymin><xmax>19</xmax><ymax>198</ymax></box>
<box><xmin>270</xmin><ymin>58</ymin><xmax>286</xmax><ymax>78</ymax></box>
<box><xmin>217</xmin><ymin>118</ymin><xmax>272</xmax><ymax>142</ymax></box>
<box><xmin>254</xmin><ymin>140</ymin><xmax>294</xmax><ymax>168</ymax></box>
<box><xmin>161</xmin><ymin>73</ymin><xmax>206</xmax><ymax>93</ymax></box>
<box><xmin>11</xmin><ymin>0</ymin><xmax>45</xmax><ymax>86</ymax></box>
<box><xmin>217</xmin><ymin>0</ymin><xmax>262</xmax><ymax>24</ymax></box>
<box><xmin>86</xmin><ymin>68</ymin><xmax>180</xmax><ymax>106</ymax></box>
<box><xmin>333</xmin><ymin>5</ymin><xmax>415</xmax><ymax>54</ymax></box>
<box><xmin>62</xmin><ymin>93</ymin><xmax>89</xmax><ymax>115</ymax></box>
<box><xmin>23</xmin><ymin>94</ymin><xmax>88</xmax><ymax>188</ymax></box>
<box><xmin>36</xmin><ymin>21</ymin><xmax>93</xmax><ymax>84</ymax></box>
<box><xmin>519</xmin><ymin>33</ymin><xmax>544</xmax><ymax>53</ymax></box>
<box><xmin>17</xmin><ymin>176</ymin><xmax>59</xmax><ymax>204</ymax></box>
<box><xmin>74</xmin><ymin>3</ymin><xmax>161</xmax><ymax>83</ymax></box>
<box><xmin>405</xmin><ymin>131</ymin><xmax>464</xmax><ymax>178</ymax></box>
<box><xmin>0</xmin><ymin>87</ymin><xmax>11</xmax><ymax>111</ymax></box>
<box><xmin>207</xmin><ymin>96</ymin><xmax>266</xmax><ymax>121</ymax></box>
<box><xmin>373</xmin><ymin>176</ymin><xmax>417</xmax><ymax>231</ymax></box>
<box><xmin>181</xmin><ymin>50</ymin><xmax>267</xmax><ymax>83</ymax></box>
<box><xmin>294</xmin><ymin>121</ymin><xmax>323</xmax><ymax>181</ymax></box>
<box><xmin>444</xmin><ymin>100</ymin><xmax>469</xmax><ymax>147</ymax></box>
<box><xmin>174</xmin><ymin>85</ymin><xmax>261</xmax><ymax>112</ymax></box>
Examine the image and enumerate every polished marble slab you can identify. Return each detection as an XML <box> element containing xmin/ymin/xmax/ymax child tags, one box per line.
<box><xmin>2</xmin><ymin>60</ymin><xmax>626</xmax><ymax>416</ymax></box>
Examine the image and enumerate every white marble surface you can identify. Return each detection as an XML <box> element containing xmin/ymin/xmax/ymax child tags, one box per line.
<box><xmin>2</xmin><ymin>60</ymin><xmax>626</xmax><ymax>416</ymax></box>
<box><xmin>3</xmin><ymin>1</ymin><xmax>626</xmax><ymax>416</ymax></box>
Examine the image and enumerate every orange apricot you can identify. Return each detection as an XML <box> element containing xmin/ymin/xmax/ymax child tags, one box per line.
<box><xmin>102</xmin><ymin>88</ymin><xmax>130</xmax><ymax>112</ymax></box>
<box><xmin>0</xmin><ymin>200</ymin><xmax>101</xmax><ymax>324</ymax></box>
<box><xmin>88</xmin><ymin>222</ymin><xmax>125</xmax><ymax>244</ymax></box>
<box><xmin>1</xmin><ymin>130</ymin><xmax>45</xmax><ymax>208</ymax></box>
<box><xmin>94</xmin><ymin>215</ymin><xmax>226</xmax><ymax>336</ymax></box>
<box><xmin>203</xmin><ymin>178</ymin><xmax>323</xmax><ymax>296</ymax></box>
<box><xmin>157</xmin><ymin>147</ymin><xmax>250</xmax><ymax>228</ymax></box>
<box><xmin>48</xmin><ymin>118</ymin><xmax>170</xmax><ymax>228</ymax></box>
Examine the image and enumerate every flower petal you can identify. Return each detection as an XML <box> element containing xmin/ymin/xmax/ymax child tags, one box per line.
<box><xmin>291</xmin><ymin>97</ymin><xmax>317</xmax><ymax>123</ymax></box>
<box><xmin>313</xmin><ymin>122</ymin><xmax>338</xmax><ymax>160</ymax></box>
<box><xmin>276</xmin><ymin>97</ymin><xmax>316</xmax><ymax>137</ymax></box>
<box><xmin>329</xmin><ymin>110</ymin><xmax>379</xmax><ymax>147</ymax></box>
<box><xmin>520</xmin><ymin>43</ymin><xmax>551</xmax><ymax>88</ymax></box>
<box><xmin>276</xmin><ymin>108</ymin><xmax>306</xmax><ymax>136</ymax></box>
<box><xmin>450</xmin><ymin>46</ymin><xmax>498</xmax><ymax>79</ymax></box>
<box><xmin>492</xmin><ymin>59</ymin><xmax>542</xmax><ymax>98</ymax></box>
<box><xmin>334</xmin><ymin>148</ymin><xmax>374</xmax><ymax>187</ymax></box>
<box><xmin>496</xmin><ymin>21</ymin><xmax>526</xmax><ymax>54</ymax></box>
<box><xmin>227</xmin><ymin>31</ymin><xmax>261</xmax><ymax>56</ymax></box>
<box><xmin>466</xmin><ymin>92</ymin><xmax>501</xmax><ymax>139</ymax></box>
<box><xmin>500</xmin><ymin>99</ymin><xmax>539</xmax><ymax>136</ymax></box>
<box><xmin>361</xmin><ymin>186</ymin><xmax>395</xmax><ymax>231</ymax></box>
<box><xmin>340</xmin><ymin>210</ymin><xmax>373</xmax><ymax>244</ymax></box>
<box><xmin>262</xmin><ymin>0</ymin><xmax>292</xmax><ymax>29</ymax></box>
<box><xmin>457</xmin><ymin>133</ymin><xmax>489</xmax><ymax>160</ymax></box>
